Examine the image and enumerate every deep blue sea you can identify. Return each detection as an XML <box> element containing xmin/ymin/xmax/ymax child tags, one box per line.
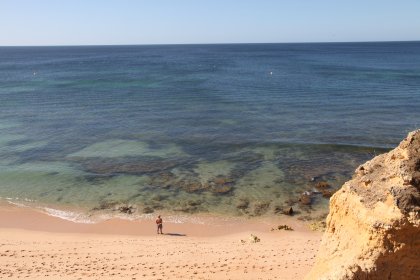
<box><xmin>0</xmin><ymin>42</ymin><xmax>419</xmax><ymax>222</ymax></box>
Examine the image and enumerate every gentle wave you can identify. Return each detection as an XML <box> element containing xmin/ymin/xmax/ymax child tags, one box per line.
<box><xmin>42</xmin><ymin>207</ymin><xmax>96</xmax><ymax>224</ymax></box>
<box><xmin>2</xmin><ymin>197</ymin><xmax>215</xmax><ymax>225</ymax></box>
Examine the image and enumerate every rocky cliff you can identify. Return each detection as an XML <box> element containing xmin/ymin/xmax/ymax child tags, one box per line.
<box><xmin>305</xmin><ymin>130</ymin><xmax>420</xmax><ymax>280</ymax></box>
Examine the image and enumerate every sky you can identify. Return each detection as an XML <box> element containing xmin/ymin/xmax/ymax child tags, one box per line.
<box><xmin>1</xmin><ymin>0</ymin><xmax>419</xmax><ymax>46</ymax></box>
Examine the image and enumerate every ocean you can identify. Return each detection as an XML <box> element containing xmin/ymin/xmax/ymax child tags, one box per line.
<box><xmin>0</xmin><ymin>42</ymin><xmax>419</xmax><ymax>222</ymax></box>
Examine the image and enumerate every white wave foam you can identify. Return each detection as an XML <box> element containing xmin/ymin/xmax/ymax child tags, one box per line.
<box><xmin>1</xmin><ymin>197</ymin><xmax>96</xmax><ymax>224</ymax></box>
<box><xmin>42</xmin><ymin>207</ymin><xmax>95</xmax><ymax>224</ymax></box>
<box><xmin>2</xmin><ymin>197</ymin><xmax>225</xmax><ymax>226</ymax></box>
<box><xmin>3</xmin><ymin>196</ymin><xmax>36</xmax><ymax>203</ymax></box>
<box><xmin>6</xmin><ymin>200</ymin><xmax>30</xmax><ymax>208</ymax></box>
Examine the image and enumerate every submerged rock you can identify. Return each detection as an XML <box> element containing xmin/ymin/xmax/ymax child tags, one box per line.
<box><xmin>236</xmin><ymin>198</ymin><xmax>250</xmax><ymax>212</ymax></box>
<box><xmin>273</xmin><ymin>205</ymin><xmax>283</xmax><ymax>214</ymax></box>
<box><xmin>212</xmin><ymin>176</ymin><xmax>235</xmax><ymax>185</ymax></box>
<box><xmin>315</xmin><ymin>181</ymin><xmax>331</xmax><ymax>189</ymax></box>
<box><xmin>208</xmin><ymin>176</ymin><xmax>235</xmax><ymax>194</ymax></box>
<box><xmin>314</xmin><ymin>181</ymin><xmax>337</xmax><ymax>198</ymax></box>
<box><xmin>92</xmin><ymin>200</ymin><xmax>137</xmax><ymax>215</ymax></box>
<box><xmin>92</xmin><ymin>200</ymin><xmax>119</xmax><ymax>211</ymax></box>
<box><xmin>299</xmin><ymin>192</ymin><xmax>312</xmax><ymax>205</ymax></box>
<box><xmin>210</xmin><ymin>184</ymin><xmax>233</xmax><ymax>194</ymax></box>
<box><xmin>284</xmin><ymin>198</ymin><xmax>298</xmax><ymax>207</ymax></box>
<box><xmin>182</xmin><ymin>180</ymin><xmax>207</xmax><ymax>193</ymax></box>
<box><xmin>81</xmin><ymin>158</ymin><xmax>178</xmax><ymax>175</ymax></box>
<box><xmin>186</xmin><ymin>199</ymin><xmax>202</xmax><ymax>207</ymax></box>
<box><xmin>274</xmin><ymin>205</ymin><xmax>294</xmax><ymax>216</ymax></box>
<box><xmin>149</xmin><ymin>171</ymin><xmax>176</xmax><ymax>188</ymax></box>
<box><xmin>173</xmin><ymin>200</ymin><xmax>203</xmax><ymax>213</ymax></box>
<box><xmin>151</xmin><ymin>194</ymin><xmax>167</xmax><ymax>202</ymax></box>
<box><xmin>118</xmin><ymin>205</ymin><xmax>135</xmax><ymax>214</ymax></box>
<box><xmin>320</xmin><ymin>189</ymin><xmax>336</xmax><ymax>198</ymax></box>
<box><xmin>306</xmin><ymin>130</ymin><xmax>420</xmax><ymax>280</ymax></box>
<box><xmin>142</xmin><ymin>206</ymin><xmax>154</xmax><ymax>214</ymax></box>
<box><xmin>253</xmin><ymin>201</ymin><xmax>271</xmax><ymax>216</ymax></box>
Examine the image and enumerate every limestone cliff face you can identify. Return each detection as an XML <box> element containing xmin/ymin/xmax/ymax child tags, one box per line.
<box><xmin>306</xmin><ymin>130</ymin><xmax>420</xmax><ymax>280</ymax></box>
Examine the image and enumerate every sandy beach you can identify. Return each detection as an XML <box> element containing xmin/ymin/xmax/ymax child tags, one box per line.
<box><xmin>0</xmin><ymin>203</ymin><xmax>322</xmax><ymax>280</ymax></box>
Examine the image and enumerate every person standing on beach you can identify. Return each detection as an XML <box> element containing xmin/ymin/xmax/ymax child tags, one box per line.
<box><xmin>156</xmin><ymin>215</ymin><xmax>163</xmax><ymax>234</ymax></box>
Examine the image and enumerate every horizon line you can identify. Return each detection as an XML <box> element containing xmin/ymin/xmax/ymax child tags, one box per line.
<box><xmin>1</xmin><ymin>39</ymin><xmax>419</xmax><ymax>48</ymax></box>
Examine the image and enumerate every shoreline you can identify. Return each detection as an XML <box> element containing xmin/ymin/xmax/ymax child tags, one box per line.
<box><xmin>0</xmin><ymin>201</ymin><xmax>322</xmax><ymax>279</ymax></box>
<box><xmin>0</xmin><ymin>201</ymin><xmax>317</xmax><ymax>237</ymax></box>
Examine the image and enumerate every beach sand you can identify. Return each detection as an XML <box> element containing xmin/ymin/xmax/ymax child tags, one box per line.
<box><xmin>0</xmin><ymin>203</ymin><xmax>322</xmax><ymax>280</ymax></box>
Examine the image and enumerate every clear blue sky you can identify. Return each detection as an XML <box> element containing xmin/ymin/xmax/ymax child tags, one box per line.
<box><xmin>1</xmin><ymin>0</ymin><xmax>419</xmax><ymax>46</ymax></box>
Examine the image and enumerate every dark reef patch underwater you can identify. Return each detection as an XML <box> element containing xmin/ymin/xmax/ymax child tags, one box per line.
<box><xmin>0</xmin><ymin>42</ymin><xmax>419</xmax><ymax>222</ymax></box>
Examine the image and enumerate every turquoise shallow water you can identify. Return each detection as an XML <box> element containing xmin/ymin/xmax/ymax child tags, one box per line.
<box><xmin>0</xmin><ymin>42</ymin><xmax>419</xmax><ymax>222</ymax></box>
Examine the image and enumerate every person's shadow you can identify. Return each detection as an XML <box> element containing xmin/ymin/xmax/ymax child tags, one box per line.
<box><xmin>163</xmin><ymin>233</ymin><xmax>187</xmax><ymax>237</ymax></box>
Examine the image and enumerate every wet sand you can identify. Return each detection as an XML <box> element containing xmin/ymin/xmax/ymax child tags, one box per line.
<box><xmin>0</xmin><ymin>203</ymin><xmax>322</xmax><ymax>279</ymax></box>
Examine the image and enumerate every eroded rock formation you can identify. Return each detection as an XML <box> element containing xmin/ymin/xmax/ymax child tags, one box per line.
<box><xmin>306</xmin><ymin>130</ymin><xmax>420</xmax><ymax>280</ymax></box>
